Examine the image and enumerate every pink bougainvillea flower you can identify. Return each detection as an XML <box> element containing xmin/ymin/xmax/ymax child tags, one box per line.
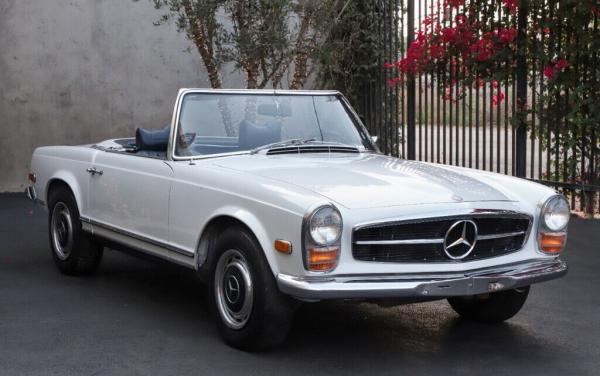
<box><xmin>543</xmin><ymin>66</ymin><xmax>555</xmax><ymax>79</ymax></box>
<box><xmin>501</xmin><ymin>0</ymin><xmax>518</xmax><ymax>13</ymax></box>
<box><xmin>542</xmin><ymin>27</ymin><xmax>551</xmax><ymax>34</ymax></box>
<box><xmin>554</xmin><ymin>58</ymin><xmax>569</xmax><ymax>70</ymax></box>
<box><xmin>470</xmin><ymin>38</ymin><xmax>494</xmax><ymax>62</ymax></box>
<box><xmin>387</xmin><ymin>77</ymin><xmax>403</xmax><ymax>87</ymax></box>
<box><xmin>492</xmin><ymin>80</ymin><xmax>498</xmax><ymax>89</ymax></box>
<box><xmin>383</xmin><ymin>62</ymin><xmax>396</xmax><ymax>69</ymax></box>
<box><xmin>492</xmin><ymin>92</ymin><xmax>505</xmax><ymax>106</ymax></box>
<box><xmin>498</xmin><ymin>27</ymin><xmax>517</xmax><ymax>43</ymax></box>
<box><xmin>441</xmin><ymin>27</ymin><xmax>456</xmax><ymax>43</ymax></box>
<box><xmin>592</xmin><ymin>5</ymin><xmax>600</xmax><ymax>16</ymax></box>
<box><xmin>429</xmin><ymin>44</ymin><xmax>444</xmax><ymax>59</ymax></box>
<box><xmin>445</xmin><ymin>0</ymin><xmax>463</xmax><ymax>8</ymax></box>
<box><xmin>455</xmin><ymin>14</ymin><xmax>467</xmax><ymax>25</ymax></box>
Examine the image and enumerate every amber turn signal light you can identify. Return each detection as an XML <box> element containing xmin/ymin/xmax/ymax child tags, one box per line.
<box><xmin>306</xmin><ymin>247</ymin><xmax>339</xmax><ymax>271</ymax></box>
<box><xmin>274</xmin><ymin>239</ymin><xmax>292</xmax><ymax>254</ymax></box>
<box><xmin>539</xmin><ymin>232</ymin><xmax>566</xmax><ymax>254</ymax></box>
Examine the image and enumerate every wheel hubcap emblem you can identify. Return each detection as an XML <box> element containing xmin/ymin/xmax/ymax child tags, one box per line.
<box><xmin>225</xmin><ymin>275</ymin><xmax>241</xmax><ymax>304</ymax></box>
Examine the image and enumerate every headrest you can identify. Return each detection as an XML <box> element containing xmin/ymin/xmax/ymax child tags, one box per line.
<box><xmin>238</xmin><ymin>120</ymin><xmax>282</xmax><ymax>150</ymax></box>
<box><xmin>135</xmin><ymin>125</ymin><xmax>170</xmax><ymax>151</ymax></box>
<box><xmin>257</xmin><ymin>103</ymin><xmax>292</xmax><ymax>117</ymax></box>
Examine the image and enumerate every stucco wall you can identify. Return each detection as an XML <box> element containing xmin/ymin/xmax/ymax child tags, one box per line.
<box><xmin>0</xmin><ymin>0</ymin><xmax>245</xmax><ymax>192</ymax></box>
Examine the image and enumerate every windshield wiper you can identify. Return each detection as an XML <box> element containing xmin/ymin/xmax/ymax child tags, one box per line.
<box><xmin>250</xmin><ymin>138</ymin><xmax>317</xmax><ymax>154</ymax></box>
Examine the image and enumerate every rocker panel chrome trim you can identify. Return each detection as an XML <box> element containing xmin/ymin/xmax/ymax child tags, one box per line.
<box><xmin>80</xmin><ymin>217</ymin><xmax>196</xmax><ymax>268</ymax></box>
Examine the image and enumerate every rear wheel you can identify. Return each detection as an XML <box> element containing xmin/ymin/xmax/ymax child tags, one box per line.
<box><xmin>208</xmin><ymin>226</ymin><xmax>297</xmax><ymax>351</ymax></box>
<box><xmin>447</xmin><ymin>286</ymin><xmax>530</xmax><ymax>323</ymax></box>
<box><xmin>48</xmin><ymin>185</ymin><xmax>103</xmax><ymax>275</ymax></box>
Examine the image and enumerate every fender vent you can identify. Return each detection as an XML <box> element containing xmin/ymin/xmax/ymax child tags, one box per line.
<box><xmin>266</xmin><ymin>145</ymin><xmax>360</xmax><ymax>155</ymax></box>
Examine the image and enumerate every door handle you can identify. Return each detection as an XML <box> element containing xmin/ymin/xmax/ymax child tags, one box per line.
<box><xmin>86</xmin><ymin>167</ymin><xmax>103</xmax><ymax>176</ymax></box>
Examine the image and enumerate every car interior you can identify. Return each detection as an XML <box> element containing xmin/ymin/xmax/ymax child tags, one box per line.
<box><xmin>111</xmin><ymin>102</ymin><xmax>292</xmax><ymax>160</ymax></box>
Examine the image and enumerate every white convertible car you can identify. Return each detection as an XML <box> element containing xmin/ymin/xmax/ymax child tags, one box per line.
<box><xmin>27</xmin><ymin>89</ymin><xmax>569</xmax><ymax>350</ymax></box>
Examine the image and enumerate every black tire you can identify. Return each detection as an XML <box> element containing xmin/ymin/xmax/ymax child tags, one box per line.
<box><xmin>447</xmin><ymin>286</ymin><xmax>530</xmax><ymax>323</ymax></box>
<box><xmin>208</xmin><ymin>225</ymin><xmax>297</xmax><ymax>351</ymax></box>
<box><xmin>48</xmin><ymin>185</ymin><xmax>103</xmax><ymax>275</ymax></box>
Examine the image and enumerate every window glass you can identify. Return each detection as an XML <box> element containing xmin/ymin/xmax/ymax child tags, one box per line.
<box><xmin>175</xmin><ymin>93</ymin><xmax>373</xmax><ymax>157</ymax></box>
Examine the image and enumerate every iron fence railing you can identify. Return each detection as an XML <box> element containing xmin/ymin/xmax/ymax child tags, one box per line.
<box><xmin>357</xmin><ymin>0</ymin><xmax>599</xmax><ymax>215</ymax></box>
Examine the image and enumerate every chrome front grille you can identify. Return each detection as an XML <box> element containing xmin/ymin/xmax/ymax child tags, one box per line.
<box><xmin>352</xmin><ymin>213</ymin><xmax>532</xmax><ymax>263</ymax></box>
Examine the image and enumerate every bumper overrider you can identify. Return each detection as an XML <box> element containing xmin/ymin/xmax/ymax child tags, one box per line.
<box><xmin>25</xmin><ymin>185</ymin><xmax>45</xmax><ymax>206</ymax></box>
<box><xmin>277</xmin><ymin>258</ymin><xmax>567</xmax><ymax>300</ymax></box>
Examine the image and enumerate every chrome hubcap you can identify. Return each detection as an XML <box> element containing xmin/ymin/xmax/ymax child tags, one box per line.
<box><xmin>215</xmin><ymin>249</ymin><xmax>253</xmax><ymax>330</ymax></box>
<box><xmin>51</xmin><ymin>202</ymin><xmax>73</xmax><ymax>260</ymax></box>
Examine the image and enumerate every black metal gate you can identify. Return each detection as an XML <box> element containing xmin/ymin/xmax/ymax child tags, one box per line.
<box><xmin>358</xmin><ymin>0</ymin><xmax>599</xmax><ymax>215</ymax></box>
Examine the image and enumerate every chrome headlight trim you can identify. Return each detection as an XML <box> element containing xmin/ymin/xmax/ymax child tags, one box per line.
<box><xmin>536</xmin><ymin>194</ymin><xmax>570</xmax><ymax>255</ymax></box>
<box><xmin>539</xmin><ymin>194</ymin><xmax>570</xmax><ymax>232</ymax></box>
<box><xmin>301</xmin><ymin>203</ymin><xmax>343</xmax><ymax>272</ymax></box>
<box><xmin>307</xmin><ymin>205</ymin><xmax>343</xmax><ymax>246</ymax></box>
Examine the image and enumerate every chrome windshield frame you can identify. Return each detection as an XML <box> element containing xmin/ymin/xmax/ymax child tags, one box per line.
<box><xmin>167</xmin><ymin>88</ymin><xmax>377</xmax><ymax>161</ymax></box>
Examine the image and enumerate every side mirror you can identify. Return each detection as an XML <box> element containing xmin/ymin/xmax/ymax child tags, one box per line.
<box><xmin>371</xmin><ymin>136</ymin><xmax>379</xmax><ymax>145</ymax></box>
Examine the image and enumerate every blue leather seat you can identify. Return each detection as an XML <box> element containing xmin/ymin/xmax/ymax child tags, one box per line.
<box><xmin>136</xmin><ymin>125</ymin><xmax>170</xmax><ymax>151</ymax></box>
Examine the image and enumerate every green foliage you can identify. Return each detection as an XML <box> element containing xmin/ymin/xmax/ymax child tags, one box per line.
<box><xmin>385</xmin><ymin>0</ymin><xmax>599</xmax><ymax>187</ymax></box>
<box><xmin>315</xmin><ymin>1</ymin><xmax>383</xmax><ymax>107</ymax></box>
<box><xmin>525</xmin><ymin>0</ymin><xmax>600</xmax><ymax>185</ymax></box>
<box><xmin>137</xmin><ymin>0</ymin><xmax>337</xmax><ymax>89</ymax></box>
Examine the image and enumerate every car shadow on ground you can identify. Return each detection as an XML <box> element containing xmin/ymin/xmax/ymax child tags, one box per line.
<box><xmin>93</xmin><ymin>248</ymin><xmax>563</xmax><ymax>370</ymax></box>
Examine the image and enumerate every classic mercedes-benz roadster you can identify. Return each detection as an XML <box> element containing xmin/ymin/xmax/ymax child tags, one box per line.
<box><xmin>27</xmin><ymin>89</ymin><xmax>569</xmax><ymax>350</ymax></box>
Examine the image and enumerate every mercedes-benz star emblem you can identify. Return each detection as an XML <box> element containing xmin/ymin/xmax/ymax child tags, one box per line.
<box><xmin>225</xmin><ymin>275</ymin><xmax>241</xmax><ymax>304</ymax></box>
<box><xmin>443</xmin><ymin>220</ymin><xmax>478</xmax><ymax>260</ymax></box>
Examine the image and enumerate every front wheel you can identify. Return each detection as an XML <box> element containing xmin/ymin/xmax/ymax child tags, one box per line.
<box><xmin>447</xmin><ymin>286</ymin><xmax>530</xmax><ymax>323</ymax></box>
<box><xmin>208</xmin><ymin>226</ymin><xmax>297</xmax><ymax>351</ymax></box>
<box><xmin>48</xmin><ymin>186</ymin><xmax>103</xmax><ymax>275</ymax></box>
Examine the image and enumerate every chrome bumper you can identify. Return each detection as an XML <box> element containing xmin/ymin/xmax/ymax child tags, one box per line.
<box><xmin>277</xmin><ymin>258</ymin><xmax>567</xmax><ymax>300</ymax></box>
<box><xmin>25</xmin><ymin>186</ymin><xmax>45</xmax><ymax>206</ymax></box>
<box><xmin>25</xmin><ymin>186</ymin><xmax>37</xmax><ymax>201</ymax></box>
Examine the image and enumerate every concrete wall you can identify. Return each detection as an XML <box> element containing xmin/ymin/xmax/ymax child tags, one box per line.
<box><xmin>0</xmin><ymin>0</ymin><xmax>246</xmax><ymax>192</ymax></box>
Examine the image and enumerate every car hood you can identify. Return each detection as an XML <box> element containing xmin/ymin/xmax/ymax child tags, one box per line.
<box><xmin>213</xmin><ymin>153</ymin><xmax>513</xmax><ymax>209</ymax></box>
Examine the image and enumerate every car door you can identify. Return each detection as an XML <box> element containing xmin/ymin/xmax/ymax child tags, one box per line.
<box><xmin>87</xmin><ymin>151</ymin><xmax>173</xmax><ymax>245</ymax></box>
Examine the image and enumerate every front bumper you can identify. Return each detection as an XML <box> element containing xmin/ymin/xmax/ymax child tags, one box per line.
<box><xmin>277</xmin><ymin>258</ymin><xmax>567</xmax><ymax>300</ymax></box>
<box><xmin>25</xmin><ymin>186</ymin><xmax>45</xmax><ymax>206</ymax></box>
<box><xmin>25</xmin><ymin>186</ymin><xmax>37</xmax><ymax>201</ymax></box>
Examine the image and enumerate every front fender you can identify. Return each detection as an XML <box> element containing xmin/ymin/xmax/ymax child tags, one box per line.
<box><xmin>198</xmin><ymin>205</ymin><xmax>305</xmax><ymax>277</ymax></box>
<box><xmin>199</xmin><ymin>206</ymin><xmax>278</xmax><ymax>275</ymax></box>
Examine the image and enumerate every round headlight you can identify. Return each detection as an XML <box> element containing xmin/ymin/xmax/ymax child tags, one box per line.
<box><xmin>309</xmin><ymin>206</ymin><xmax>342</xmax><ymax>245</ymax></box>
<box><xmin>541</xmin><ymin>195</ymin><xmax>570</xmax><ymax>232</ymax></box>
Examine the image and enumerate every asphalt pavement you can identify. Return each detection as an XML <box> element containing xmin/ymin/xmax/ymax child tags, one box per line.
<box><xmin>1</xmin><ymin>193</ymin><xmax>599</xmax><ymax>375</ymax></box>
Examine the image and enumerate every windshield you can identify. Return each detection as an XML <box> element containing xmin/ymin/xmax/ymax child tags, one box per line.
<box><xmin>174</xmin><ymin>93</ymin><xmax>375</xmax><ymax>157</ymax></box>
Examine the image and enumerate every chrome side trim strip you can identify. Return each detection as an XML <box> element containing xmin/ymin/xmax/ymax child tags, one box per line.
<box><xmin>80</xmin><ymin>216</ymin><xmax>195</xmax><ymax>259</ymax></box>
<box><xmin>354</xmin><ymin>238</ymin><xmax>444</xmax><ymax>245</ymax></box>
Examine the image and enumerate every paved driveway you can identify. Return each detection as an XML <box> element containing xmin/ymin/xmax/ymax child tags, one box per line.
<box><xmin>1</xmin><ymin>193</ymin><xmax>598</xmax><ymax>375</ymax></box>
